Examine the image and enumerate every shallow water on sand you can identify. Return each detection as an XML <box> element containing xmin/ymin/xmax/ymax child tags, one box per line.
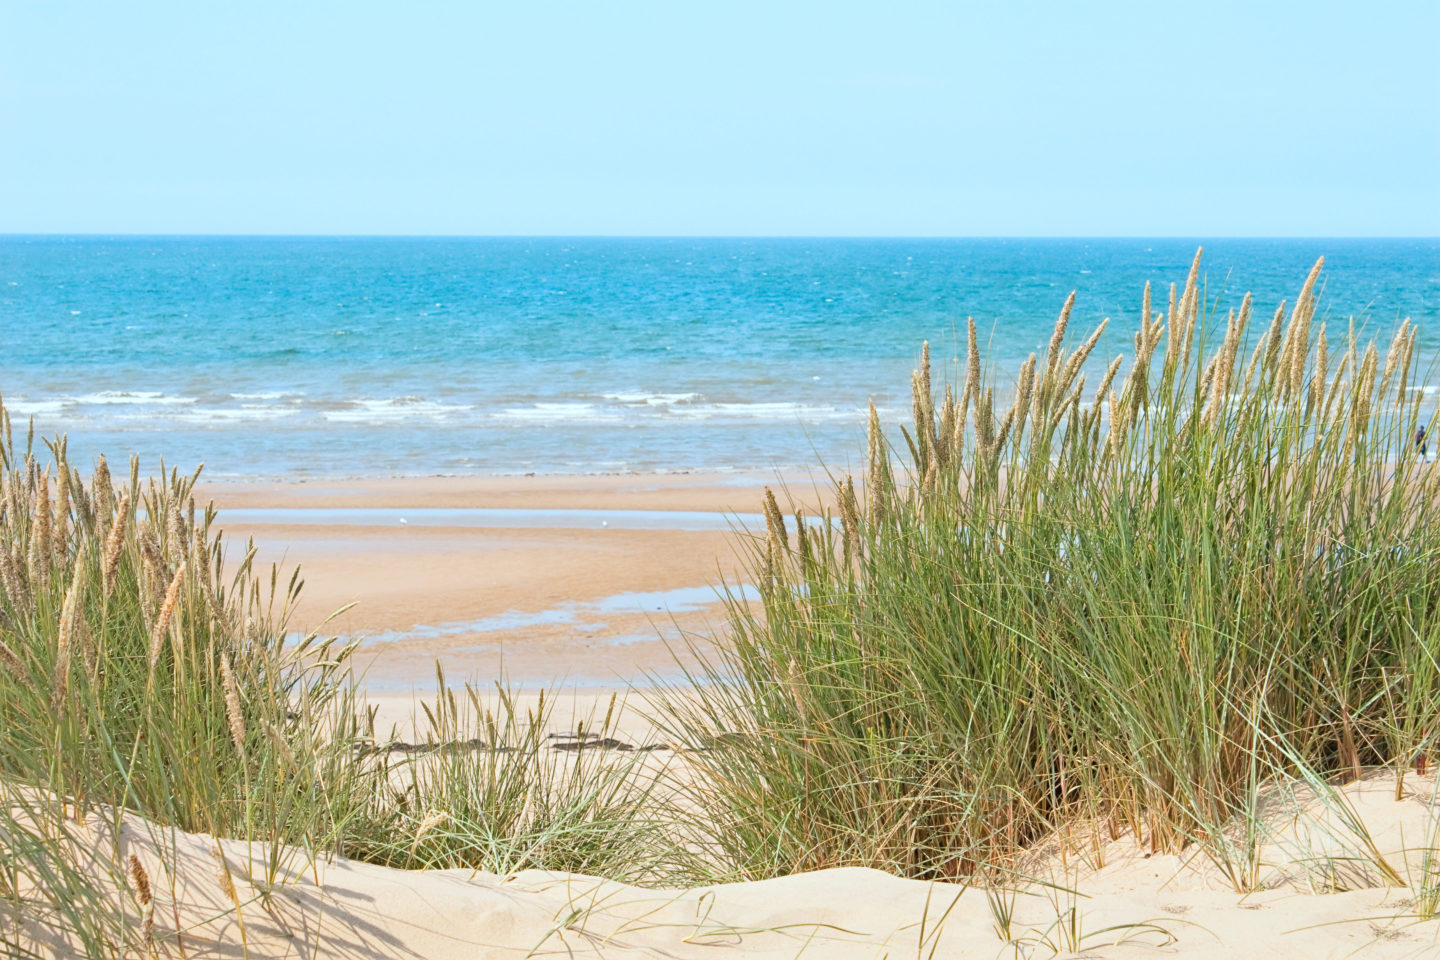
<box><xmin>220</xmin><ymin>506</ymin><xmax>764</xmax><ymax>531</ymax></box>
<box><xmin>362</xmin><ymin>584</ymin><xmax>761</xmax><ymax>646</ymax></box>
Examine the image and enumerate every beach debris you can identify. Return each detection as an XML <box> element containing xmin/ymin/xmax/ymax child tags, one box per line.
<box><xmin>552</xmin><ymin>737</ymin><xmax>631</xmax><ymax>752</ymax></box>
<box><xmin>352</xmin><ymin>732</ymin><xmax>672</xmax><ymax>755</ymax></box>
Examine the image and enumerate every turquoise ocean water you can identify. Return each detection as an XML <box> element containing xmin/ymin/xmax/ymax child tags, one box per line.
<box><xmin>1</xmin><ymin>237</ymin><xmax>1436</xmax><ymax>478</ymax></box>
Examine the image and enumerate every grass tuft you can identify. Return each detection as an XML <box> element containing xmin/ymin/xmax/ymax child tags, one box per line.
<box><xmin>657</xmin><ymin>248</ymin><xmax>1440</xmax><ymax>887</ymax></box>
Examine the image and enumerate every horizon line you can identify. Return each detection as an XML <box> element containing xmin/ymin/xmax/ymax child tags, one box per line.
<box><xmin>2</xmin><ymin>232</ymin><xmax>1438</xmax><ymax>242</ymax></box>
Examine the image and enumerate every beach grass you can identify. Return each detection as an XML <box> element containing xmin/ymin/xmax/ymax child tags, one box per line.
<box><xmin>0</xmin><ymin>435</ymin><xmax>669</xmax><ymax>955</ymax></box>
<box><xmin>338</xmin><ymin>676</ymin><xmax>675</xmax><ymax>881</ymax></box>
<box><xmin>655</xmin><ymin>249</ymin><xmax>1440</xmax><ymax>888</ymax></box>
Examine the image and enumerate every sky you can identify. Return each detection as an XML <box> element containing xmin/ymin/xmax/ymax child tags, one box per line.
<box><xmin>1</xmin><ymin>1</ymin><xmax>1437</xmax><ymax>236</ymax></box>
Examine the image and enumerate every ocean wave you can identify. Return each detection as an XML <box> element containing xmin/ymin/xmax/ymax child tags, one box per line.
<box><xmin>73</xmin><ymin>391</ymin><xmax>197</xmax><ymax>406</ymax></box>
<box><xmin>666</xmin><ymin>402</ymin><xmax>869</xmax><ymax>423</ymax></box>
<box><xmin>229</xmin><ymin>391</ymin><xmax>303</xmax><ymax>401</ymax></box>
<box><xmin>164</xmin><ymin>406</ymin><xmax>301</xmax><ymax>424</ymax></box>
<box><xmin>603</xmin><ymin>391</ymin><xmax>702</xmax><ymax>405</ymax></box>
<box><xmin>4</xmin><ymin>398</ymin><xmax>70</xmax><ymax>417</ymax></box>
<box><xmin>488</xmin><ymin>400</ymin><xmax>871</xmax><ymax>424</ymax></box>
<box><xmin>492</xmin><ymin>402</ymin><xmax>624</xmax><ymax>424</ymax></box>
<box><xmin>323</xmin><ymin>396</ymin><xmax>471</xmax><ymax>423</ymax></box>
<box><xmin>3</xmin><ymin>390</ymin><xmax>895</xmax><ymax>430</ymax></box>
<box><xmin>3</xmin><ymin>391</ymin><xmax>201</xmax><ymax>417</ymax></box>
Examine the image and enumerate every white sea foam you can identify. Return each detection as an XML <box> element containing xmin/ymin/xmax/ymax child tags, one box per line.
<box><xmin>5</xmin><ymin>391</ymin><xmax>201</xmax><ymax>418</ymax></box>
<box><xmin>492</xmin><ymin>402</ymin><xmax>624</xmax><ymax>424</ymax></box>
<box><xmin>4</xmin><ymin>398</ymin><xmax>70</xmax><ymax>417</ymax></box>
<box><xmin>73</xmin><ymin>391</ymin><xmax>197</xmax><ymax>406</ymax></box>
<box><xmin>603</xmin><ymin>392</ymin><xmax>702</xmax><ymax>405</ymax></box>
<box><xmin>165</xmin><ymin>406</ymin><xmax>300</xmax><ymax>424</ymax></box>
<box><xmin>323</xmin><ymin>397</ymin><xmax>470</xmax><ymax>423</ymax></box>
<box><xmin>667</xmin><ymin>402</ymin><xmax>868</xmax><ymax>423</ymax></box>
<box><xmin>229</xmin><ymin>391</ymin><xmax>302</xmax><ymax>401</ymax></box>
<box><xmin>494</xmin><ymin>399</ymin><xmax>884</xmax><ymax>424</ymax></box>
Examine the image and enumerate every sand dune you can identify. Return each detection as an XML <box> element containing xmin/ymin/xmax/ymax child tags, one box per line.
<box><xmin>12</xmin><ymin>772</ymin><xmax>1438</xmax><ymax>958</ymax></box>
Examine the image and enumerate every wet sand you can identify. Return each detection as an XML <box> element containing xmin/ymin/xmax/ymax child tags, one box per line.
<box><xmin>200</xmin><ymin>472</ymin><xmax>828</xmax><ymax>690</ymax></box>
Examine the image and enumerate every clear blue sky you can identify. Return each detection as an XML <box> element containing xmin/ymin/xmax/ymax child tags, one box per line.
<box><xmin>2</xmin><ymin>1</ymin><xmax>1436</xmax><ymax>236</ymax></box>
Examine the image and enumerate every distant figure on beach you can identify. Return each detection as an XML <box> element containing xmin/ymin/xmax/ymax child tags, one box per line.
<box><xmin>1417</xmin><ymin>426</ymin><xmax>1428</xmax><ymax>460</ymax></box>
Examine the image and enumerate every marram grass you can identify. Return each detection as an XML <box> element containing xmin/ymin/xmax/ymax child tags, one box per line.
<box><xmin>656</xmin><ymin>248</ymin><xmax>1440</xmax><ymax>884</ymax></box>
<box><xmin>0</xmin><ymin>432</ymin><xmax>668</xmax><ymax>956</ymax></box>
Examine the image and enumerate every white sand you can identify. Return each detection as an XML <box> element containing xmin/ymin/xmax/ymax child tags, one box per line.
<box><xmin>14</xmin><ymin>771</ymin><xmax>1440</xmax><ymax>958</ymax></box>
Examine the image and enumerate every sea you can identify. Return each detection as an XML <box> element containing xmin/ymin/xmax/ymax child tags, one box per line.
<box><xmin>1</xmin><ymin>237</ymin><xmax>1436</xmax><ymax>478</ymax></box>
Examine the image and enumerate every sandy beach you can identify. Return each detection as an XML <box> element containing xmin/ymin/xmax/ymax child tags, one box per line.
<box><xmin>37</xmin><ymin>771</ymin><xmax>1440</xmax><ymax>959</ymax></box>
<box><xmin>199</xmin><ymin>472</ymin><xmax>829</xmax><ymax>692</ymax></box>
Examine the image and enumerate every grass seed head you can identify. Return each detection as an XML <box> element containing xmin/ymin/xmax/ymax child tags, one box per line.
<box><xmin>0</xmin><ymin>638</ymin><xmax>24</xmax><ymax>682</ymax></box>
<box><xmin>994</xmin><ymin>400</ymin><xmax>1017</xmax><ymax>457</ymax></box>
<box><xmin>936</xmin><ymin>385</ymin><xmax>957</xmax><ymax>467</ymax></box>
<box><xmin>1397</xmin><ymin>325</ymin><xmax>1417</xmax><ymax>409</ymax></box>
<box><xmin>1233</xmin><ymin>292</ymin><xmax>1253</xmax><ymax>343</ymax></box>
<box><xmin>102</xmin><ymin>492</ymin><xmax>131</xmax><ymax>594</ymax></box>
<box><xmin>0</xmin><ymin>545</ymin><xmax>29</xmax><ymax>614</ymax></box>
<box><xmin>166</xmin><ymin>502</ymin><xmax>184</xmax><ymax>555</ymax></box>
<box><xmin>53</xmin><ymin>465</ymin><xmax>69</xmax><ymax>567</ymax></box>
<box><xmin>52</xmin><ymin>551</ymin><xmax>87</xmax><ymax>714</ymax></box>
<box><xmin>264</xmin><ymin>720</ymin><xmax>298</xmax><ymax>770</ymax></box>
<box><xmin>127</xmin><ymin>853</ymin><xmax>155</xmax><ymax>941</ymax></box>
<box><xmin>1058</xmin><ymin>319</ymin><xmax>1108</xmax><ymax>400</ymax></box>
<box><xmin>1182</xmin><ymin>247</ymin><xmax>1203</xmax><ymax>314</ymax></box>
<box><xmin>916</xmin><ymin>341</ymin><xmax>934</xmax><ymax>441</ymax></box>
<box><xmin>1262</xmin><ymin>301</ymin><xmax>1287</xmax><ymax>381</ymax></box>
<box><xmin>965</xmin><ymin>318</ymin><xmax>981</xmax><ymax>407</ymax></box>
<box><xmin>1013</xmin><ymin>353</ymin><xmax>1037</xmax><ymax>448</ymax></box>
<box><xmin>1094</xmin><ymin>356</ymin><xmax>1124</xmax><ymax>414</ymax></box>
<box><xmin>1310</xmin><ymin>325</ymin><xmax>1328</xmax><ymax>411</ymax></box>
<box><xmin>1285</xmin><ymin>274</ymin><xmax>1320</xmax><ymax>401</ymax></box>
<box><xmin>1105</xmin><ymin>390</ymin><xmax>1122</xmax><ymax>460</ymax></box>
<box><xmin>1045</xmin><ymin>292</ymin><xmax>1076</xmax><ymax>387</ymax></box>
<box><xmin>148</xmin><ymin>562</ymin><xmax>187</xmax><ymax>675</ymax></box>
<box><xmin>839</xmin><ymin>476</ymin><xmax>862</xmax><ymax>563</ymax></box>
<box><xmin>1356</xmin><ymin>343</ymin><xmax>1379</xmax><ymax>423</ymax></box>
<box><xmin>1381</xmin><ymin>318</ymin><xmax>1409</xmax><ymax>400</ymax></box>
<box><xmin>1293</xmin><ymin>256</ymin><xmax>1324</xmax><ymax>331</ymax></box>
<box><xmin>93</xmin><ymin>455</ymin><xmax>113</xmax><ymax>539</ymax></box>
<box><xmin>866</xmin><ymin>401</ymin><xmax>886</xmax><ymax>524</ymax></box>
<box><xmin>910</xmin><ymin>370</ymin><xmax>931</xmax><ymax>468</ymax></box>
<box><xmin>33</xmin><ymin>471</ymin><xmax>51</xmax><ymax>586</ymax></box>
<box><xmin>126</xmin><ymin>853</ymin><xmax>151</xmax><ymax>906</ymax></box>
<box><xmin>219</xmin><ymin>652</ymin><xmax>247</xmax><ymax>758</ymax></box>
<box><xmin>410</xmin><ymin>810</ymin><xmax>451</xmax><ymax>856</ymax></box>
<box><xmin>210</xmin><ymin>844</ymin><xmax>238</xmax><ymax>902</ymax></box>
